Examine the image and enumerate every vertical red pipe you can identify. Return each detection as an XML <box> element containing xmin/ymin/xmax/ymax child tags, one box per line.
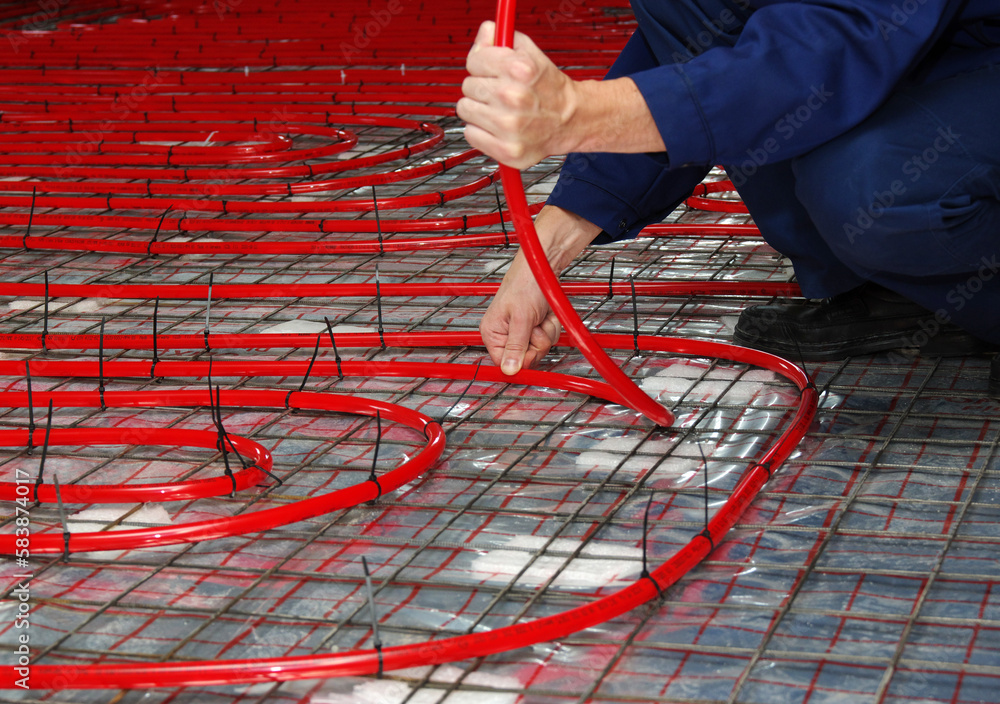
<box><xmin>492</xmin><ymin>0</ymin><xmax>675</xmax><ymax>426</ymax></box>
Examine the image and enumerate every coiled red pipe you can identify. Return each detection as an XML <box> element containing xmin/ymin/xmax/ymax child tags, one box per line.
<box><xmin>0</xmin><ymin>332</ymin><xmax>816</xmax><ymax>689</ymax></box>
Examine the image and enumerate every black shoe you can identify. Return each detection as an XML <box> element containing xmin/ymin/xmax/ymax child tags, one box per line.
<box><xmin>733</xmin><ymin>283</ymin><xmax>993</xmax><ymax>361</ymax></box>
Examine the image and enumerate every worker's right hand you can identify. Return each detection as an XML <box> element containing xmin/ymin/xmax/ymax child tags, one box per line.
<box><xmin>480</xmin><ymin>248</ymin><xmax>561</xmax><ymax>375</ymax></box>
<box><xmin>458</xmin><ymin>20</ymin><xmax>577</xmax><ymax>170</ymax></box>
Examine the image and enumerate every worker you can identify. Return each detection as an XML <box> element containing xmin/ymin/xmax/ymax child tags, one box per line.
<box><xmin>457</xmin><ymin>1</ymin><xmax>1000</xmax><ymax>394</ymax></box>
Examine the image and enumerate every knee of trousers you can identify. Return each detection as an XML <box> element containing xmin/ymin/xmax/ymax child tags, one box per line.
<box><xmin>792</xmin><ymin>142</ymin><xmax>1000</xmax><ymax>277</ymax></box>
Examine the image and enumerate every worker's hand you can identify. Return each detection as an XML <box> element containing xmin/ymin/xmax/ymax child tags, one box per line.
<box><xmin>480</xmin><ymin>249</ymin><xmax>561</xmax><ymax>375</ymax></box>
<box><xmin>479</xmin><ymin>206</ymin><xmax>602</xmax><ymax>374</ymax></box>
<box><xmin>458</xmin><ymin>20</ymin><xmax>577</xmax><ymax>169</ymax></box>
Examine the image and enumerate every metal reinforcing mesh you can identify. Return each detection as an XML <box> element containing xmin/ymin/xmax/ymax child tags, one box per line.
<box><xmin>0</xmin><ymin>1</ymin><xmax>998</xmax><ymax>703</ymax></box>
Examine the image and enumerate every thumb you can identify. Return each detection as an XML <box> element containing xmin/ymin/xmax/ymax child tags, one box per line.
<box><xmin>500</xmin><ymin>312</ymin><xmax>532</xmax><ymax>376</ymax></box>
<box><xmin>472</xmin><ymin>21</ymin><xmax>496</xmax><ymax>51</ymax></box>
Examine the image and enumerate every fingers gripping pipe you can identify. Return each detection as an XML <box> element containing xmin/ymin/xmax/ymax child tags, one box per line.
<box><xmin>492</xmin><ymin>0</ymin><xmax>675</xmax><ymax>427</ymax></box>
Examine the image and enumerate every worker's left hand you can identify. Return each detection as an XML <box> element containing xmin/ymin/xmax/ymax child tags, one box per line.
<box><xmin>458</xmin><ymin>21</ymin><xmax>577</xmax><ymax>169</ymax></box>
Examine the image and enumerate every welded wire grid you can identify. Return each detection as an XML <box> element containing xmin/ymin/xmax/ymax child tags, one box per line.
<box><xmin>0</xmin><ymin>1</ymin><xmax>999</xmax><ymax>703</ymax></box>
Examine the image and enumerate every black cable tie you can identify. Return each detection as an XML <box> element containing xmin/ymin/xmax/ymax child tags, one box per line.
<box><xmin>224</xmin><ymin>433</ymin><xmax>247</xmax><ymax>471</ymax></box>
<box><xmin>150</xmin><ymin>297</ymin><xmax>160</xmax><ymax>379</ymax></box>
<box><xmin>369</xmin><ymin>474</ymin><xmax>383</xmax><ymax>501</ymax></box>
<box><xmin>217</xmin><ymin>418</ymin><xmax>248</xmax><ymax>471</ymax></box>
<box><xmin>493</xmin><ymin>182</ymin><xmax>509</xmax><ymax>248</ymax></box>
<box><xmin>641</xmin><ymin>570</ymin><xmax>664</xmax><ymax>598</ymax></box>
<box><xmin>148</xmin><ymin>211</ymin><xmax>168</xmax><ymax>257</ymax></box>
<box><xmin>639</xmin><ymin>491</ymin><xmax>663</xmax><ymax>597</ymax></box>
<box><xmin>697</xmin><ymin>440</ymin><xmax>711</xmax><ymax>529</ymax></box>
<box><xmin>371</xmin><ymin>186</ymin><xmax>384</xmax><ymax>256</ymax></box>
<box><xmin>750</xmin><ymin>461</ymin><xmax>773</xmax><ymax>479</ymax></box>
<box><xmin>222</xmin><ymin>456</ymin><xmax>236</xmax><ymax>498</ymax></box>
<box><xmin>444</xmin><ymin>359</ymin><xmax>482</xmax><ymax>422</ymax></box>
<box><xmin>789</xmin><ymin>326</ymin><xmax>814</xmax><ymax>394</ymax></box>
<box><xmin>641</xmin><ymin>492</ymin><xmax>654</xmax><ymax>572</ymax></box>
<box><xmin>106</xmin><ymin>193</ymin><xmax>112</xmax><ymax>210</ymax></box>
<box><xmin>324</xmin><ymin>317</ymin><xmax>343</xmax><ymax>380</ymax></box>
<box><xmin>98</xmin><ymin>317</ymin><xmax>106</xmax><ymax>411</ymax></box>
<box><xmin>374</xmin><ymin>266</ymin><xmax>386</xmax><ymax>350</ymax></box>
<box><xmin>146</xmin><ymin>179</ymin><xmax>152</xmax><ymax>196</ymax></box>
<box><xmin>422</xmin><ymin>419</ymin><xmax>441</xmax><ymax>441</ymax></box>
<box><xmin>34</xmin><ymin>400</ymin><xmax>53</xmax><ymax>502</ymax></box>
<box><xmin>210</xmin><ymin>382</ymin><xmax>222</xmax><ymax>437</ymax></box>
<box><xmin>22</xmin><ymin>186</ymin><xmax>37</xmax><ymax>251</ymax></box>
<box><xmin>212</xmin><ymin>385</ymin><xmax>237</xmax><ymax>498</ymax></box>
<box><xmin>374</xmin><ymin>643</ymin><xmax>384</xmax><ymax>679</ymax></box>
<box><xmin>607</xmin><ymin>257</ymin><xmax>616</xmax><ymax>299</ymax></box>
<box><xmin>221</xmin><ymin>199</ymin><xmax>227</xmax><ymax>214</ymax></box>
<box><xmin>286</xmin><ymin>183</ymin><xmax>293</xmax><ymax>197</ymax></box>
<box><xmin>697</xmin><ymin>528</ymin><xmax>715</xmax><ymax>552</ymax></box>
<box><xmin>368</xmin><ymin>410</ymin><xmax>383</xmax><ymax>500</ymax></box>
<box><xmin>461</xmin><ymin>215</ymin><xmax>468</xmax><ymax>234</ymax></box>
<box><xmin>204</xmin><ymin>272</ymin><xmax>213</xmax><ymax>352</ymax></box>
<box><xmin>629</xmin><ymin>275</ymin><xmax>640</xmax><ymax>355</ymax></box>
<box><xmin>207</xmin><ymin>372</ymin><xmax>218</xmax><ymax>432</ymax></box>
<box><xmin>437</xmin><ymin>191</ymin><xmax>445</xmax><ymax>207</ymax></box>
<box><xmin>41</xmin><ymin>271</ymin><xmax>49</xmax><ymax>352</ymax></box>
<box><xmin>25</xmin><ymin>362</ymin><xmax>35</xmax><ymax>455</ymax></box>
<box><xmin>53</xmin><ymin>473</ymin><xmax>70</xmax><ymax>560</ymax></box>
<box><xmin>361</xmin><ymin>556</ymin><xmax>384</xmax><ymax>678</ymax></box>
<box><xmin>297</xmin><ymin>332</ymin><xmax>322</xmax><ymax>393</ymax></box>
<box><xmin>254</xmin><ymin>463</ymin><xmax>283</xmax><ymax>486</ymax></box>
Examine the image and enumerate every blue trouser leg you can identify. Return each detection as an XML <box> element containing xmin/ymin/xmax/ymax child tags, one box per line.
<box><xmin>627</xmin><ymin>0</ymin><xmax>870</xmax><ymax>298</ymax></box>
<box><xmin>789</xmin><ymin>65</ymin><xmax>1000</xmax><ymax>344</ymax></box>
<box><xmin>728</xmin><ymin>162</ymin><xmax>868</xmax><ymax>297</ymax></box>
<box><xmin>568</xmin><ymin>2</ymin><xmax>1000</xmax><ymax>346</ymax></box>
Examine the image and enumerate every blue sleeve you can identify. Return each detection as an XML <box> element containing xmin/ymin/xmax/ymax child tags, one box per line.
<box><xmin>547</xmin><ymin>30</ymin><xmax>709</xmax><ymax>244</ymax></box>
<box><xmin>549</xmin><ymin>0</ymin><xmax>968</xmax><ymax>243</ymax></box>
<box><xmin>637</xmin><ymin>0</ymin><xmax>967</xmax><ymax>168</ymax></box>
